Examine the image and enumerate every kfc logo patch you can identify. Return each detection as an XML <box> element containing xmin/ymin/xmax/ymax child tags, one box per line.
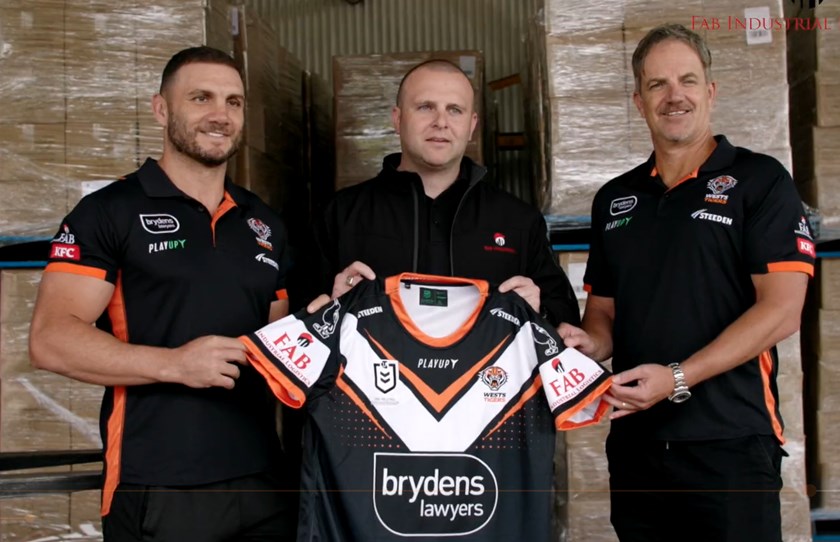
<box><xmin>798</xmin><ymin>238</ymin><xmax>816</xmax><ymax>258</ymax></box>
<box><xmin>50</xmin><ymin>243</ymin><xmax>80</xmax><ymax>261</ymax></box>
<box><xmin>493</xmin><ymin>233</ymin><xmax>505</xmax><ymax>247</ymax></box>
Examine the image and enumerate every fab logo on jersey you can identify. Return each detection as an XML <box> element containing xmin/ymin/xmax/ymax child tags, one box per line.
<box><xmin>539</xmin><ymin>348</ymin><xmax>606</xmax><ymax>413</ymax></box>
<box><xmin>373</xmin><ymin>453</ymin><xmax>498</xmax><ymax>537</ymax></box>
<box><xmin>254</xmin><ymin>318</ymin><xmax>331</xmax><ymax>387</ymax></box>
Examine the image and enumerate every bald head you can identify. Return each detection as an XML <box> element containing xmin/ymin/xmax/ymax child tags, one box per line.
<box><xmin>396</xmin><ymin>59</ymin><xmax>475</xmax><ymax>108</ymax></box>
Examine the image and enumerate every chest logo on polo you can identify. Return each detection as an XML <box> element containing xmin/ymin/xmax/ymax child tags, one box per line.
<box><xmin>255</xmin><ymin>253</ymin><xmax>279</xmax><ymax>270</ymax></box>
<box><xmin>691</xmin><ymin>209</ymin><xmax>733</xmax><ymax>226</ymax></box>
<box><xmin>609</xmin><ymin>196</ymin><xmax>637</xmax><ymax>216</ymax></box>
<box><xmin>705</xmin><ymin>175</ymin><xmax>738</xmax><ymax>205</ymax></box>
<box><xmin>605</xmin><ymin>217</ymin><xmax>632</xmax><ymax>231</ymax></box>
<box><xmin>149</xmin><ymin>239</ymin><xmax>186</xmax><ymax>254</ymax></box>
<box><xmin>483</xmin><ymin>232</ymin><xmax>516</xmax><ymax>254</ymax></box>
<box><xmin>247</xmin><ymin>217</ymin><xmax>273</xmax><ymax>251</ymax></box>
<box><xmin>140</xmin><ymin>214</ymin><xmax>180</xmax><ymax>234</ymax></box>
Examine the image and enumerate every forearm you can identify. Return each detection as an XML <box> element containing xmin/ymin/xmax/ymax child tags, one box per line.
<box><xmin>30</xmin><ymin>314</ymin><xmax>172</xmax><ymax>387</ymax></box>
<box><xmin>680</xmin><ymin>298</ymin><xmax>802</xmax><ymax>388</ymax></box>
<box><xmin>580</xmin><ymin>312</ymin><xmax>614</xmax><ymax>362</ymax></box>
<box><xmin>571</xmin><ymin>293</ymin><xmax>615</xmax><ymax>362</ymax></box>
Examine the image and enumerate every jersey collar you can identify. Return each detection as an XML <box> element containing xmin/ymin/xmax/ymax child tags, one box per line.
<box><xmin>136</xmin><ymin>158</ymin><xmax>250</xmax><ymax>209</ymax></box>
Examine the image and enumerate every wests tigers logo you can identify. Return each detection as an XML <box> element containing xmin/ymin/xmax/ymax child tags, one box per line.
<box><xmin>479</xmin><ymin>366</ymin><xmax>508</xmax><ymax>391</ymax></box>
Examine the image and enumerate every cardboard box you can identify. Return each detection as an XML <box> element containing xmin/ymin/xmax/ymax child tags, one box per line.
<box><xmin>65</xmin><ymin>122</ymin><xmax>141</xmax><ymax>182</ymax></box>
<box><xmin>334</xmin><ymin>51</ymin><xmax>484</xmax><ymax>101</ymax></box>
<box><xmin>545</xmin><ymin>32</ymin><xmax>625</xmax><ymax>98</ymax></box>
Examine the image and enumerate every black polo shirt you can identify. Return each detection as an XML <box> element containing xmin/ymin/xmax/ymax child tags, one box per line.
<box><xmin>45</xmin><ymin>159</ymin><xmax>290</xmax><ymax>509</ymax></box>
<box><xmin>584</xmin><ymin>136</ymin><xmax>814</xmax><ymax>442</ymax></box>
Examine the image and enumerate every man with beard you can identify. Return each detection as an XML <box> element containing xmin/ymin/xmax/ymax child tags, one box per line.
<box><xmin>29</xmin><ymin>46</ymin><xmax>295</xmax><ymax>541</ymax></box>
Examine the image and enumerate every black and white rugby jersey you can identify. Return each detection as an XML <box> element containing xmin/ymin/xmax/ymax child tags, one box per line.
<box><xmin>241</xmin><ymin>273</ymin><xmax>611</xmax><ymax>542</ymax></box>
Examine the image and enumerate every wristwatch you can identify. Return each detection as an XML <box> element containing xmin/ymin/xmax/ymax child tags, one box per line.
<box><xmin>667</xmin><ymin>362</ymin><xmax>692</xmax><ymax>403</ymax></box>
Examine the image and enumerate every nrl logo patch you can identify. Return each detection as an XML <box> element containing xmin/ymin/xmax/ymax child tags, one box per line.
<box><xmin>375</xmin><ymin>359</ymin><xmax>399</xmax><ymax>393</ymax></box>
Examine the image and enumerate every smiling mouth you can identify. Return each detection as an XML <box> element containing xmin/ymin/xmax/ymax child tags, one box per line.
<box><xmin>664</xmin><ymin>109</ymin><xmax>690</xmax><ymax>117</ymax></box>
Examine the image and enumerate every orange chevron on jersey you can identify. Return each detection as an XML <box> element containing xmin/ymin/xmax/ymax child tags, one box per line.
<box><xmin>240</xmin><ymin>273</ymin><xmax>611</xmax><ymax>541</ymax></box>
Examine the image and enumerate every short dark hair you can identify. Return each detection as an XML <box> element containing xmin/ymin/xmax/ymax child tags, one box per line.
<box><xmin>395</xmin><ymin>59</ymin><xmax>474</xmax><ymax>106</ymax></box>
<box><xmin>632</xmin><ymin>23</ymin><xmax>712</xmax><ymax>92</ymax></box>
<box><xmin>159</xmin><ymin>46</ymin><xmax>241</xmax><ymax>94</ymax></box>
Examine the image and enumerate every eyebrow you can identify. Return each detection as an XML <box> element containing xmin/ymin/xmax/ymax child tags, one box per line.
<box><xmin>645</xmin><ymin>72</ymin><xmax>700</xmax><ymax>85</ymax></box>
<box><xmin>186</xmin><ymin>89</ymin><xmax>245</xmax><ymax>100</ymax></box>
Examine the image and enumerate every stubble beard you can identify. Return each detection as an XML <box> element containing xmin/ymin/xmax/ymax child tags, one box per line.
<box><xmin>167</xmin><ymin>116</ymin><xmax>242</xmax><ymax>167</ymax></box>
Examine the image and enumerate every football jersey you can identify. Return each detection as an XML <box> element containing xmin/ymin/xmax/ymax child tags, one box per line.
<box><xmin>241</xmin><ymin>273</ymin><xmax>611</xmax><ymax>541</ymax></box>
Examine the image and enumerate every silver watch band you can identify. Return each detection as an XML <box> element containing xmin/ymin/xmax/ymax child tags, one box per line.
<box><xmin>668</xmin><ymin>362</ymin><xmax>691</xmax><ymax>403</ymax></box>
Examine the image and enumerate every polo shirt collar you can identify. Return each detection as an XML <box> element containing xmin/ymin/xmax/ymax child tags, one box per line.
<box><xmin>136</xmin><ymin>157</ymin><xmax>250</xmax><ymax>209</ymax></box>
<box><xmin>647</xmin><ymin>135</ymin><xmax>736</xmax><ymax>179</ymax></box>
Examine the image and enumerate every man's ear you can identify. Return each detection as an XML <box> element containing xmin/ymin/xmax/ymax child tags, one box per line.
<box><xmin>152</xmin><ymin>93</ymin><xmax>168</xmax><ymax>128</ymax></box>
<box><xmin>632</xmin><ymin>91</ymin><xmax>644</xmax><ymax>118</ymax></box>
<box><xmin>708</xmin><ymin>80</ymin><xmax>717</xmax><ymax>110</ymax></box>
<box><xmin>391</xmin><ymin>105</ymin><xmax>401</xmax><ymax>135</ymax></box>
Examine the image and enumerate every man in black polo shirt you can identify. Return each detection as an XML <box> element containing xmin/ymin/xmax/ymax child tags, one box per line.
<box><xmin>29</xmin><ymin>47</ymin><xmax>295</xmax><ymax>540</ymax></box>
<box><xmin>559</xmin><ymin>24</ymin><xmax>814</xmax><ymax>542</ymax></box>
<box><xmin>307</xmin><ymin>59</ymin><xmax>579</xmax><ymax>329</ymax></box>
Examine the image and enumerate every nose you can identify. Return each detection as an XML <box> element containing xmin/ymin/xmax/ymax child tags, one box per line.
<box><xmin>207</xmin><ymin>98</ymin><xmax>231</xmax><ymax>123</ymax></box>
<box><xmin>665</xmin><ymin>82</ymin><xmax>684</xmax><ymax>103</ymax></box>
<box><xmin>431</xmin><ymin>107</ymin><xmax>448</xmax><ymax>129</ymax></box>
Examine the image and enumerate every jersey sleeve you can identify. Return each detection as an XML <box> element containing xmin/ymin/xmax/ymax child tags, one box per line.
<box><xmin>240</xmin><ymin>294</ymin><xmax>351</xmax><ymax>408</ymax></box>
<box><xmin>527</xmin><ymin>318</ymin><xmax>612</xmax><ymax>430</ymax></box>
<box><xmin>45</xmin><ymin>194</ymin><xmax>122</xmax><ymax>283</ymax></box>
<box><xmin>743</xmin><ymin>161</ymin><xmax>815</xmax><ymax>277</ymax></box>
